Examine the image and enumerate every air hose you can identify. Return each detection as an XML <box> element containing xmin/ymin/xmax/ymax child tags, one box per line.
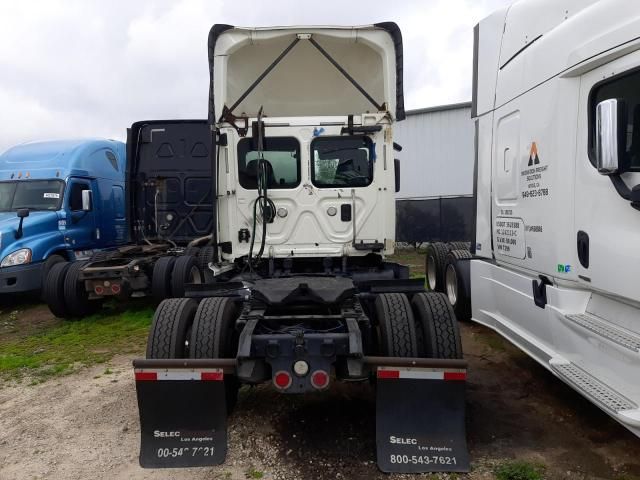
<box><xmin>247</xmin><ymin>107</ymin><xmax>275</xmax><ymax>271</ymax></box>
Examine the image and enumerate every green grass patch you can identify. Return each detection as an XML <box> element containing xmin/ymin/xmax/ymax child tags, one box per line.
<box><xmin>245</xmin><ymin>468</ymin><xmax>264</xmax><ymax>479</ymax></box>
<box><xmin>0</xmin><ymin>305</ymin><xmax>154</xmax><ymax>382</ymax></box>
<box><xmin>495</xmin><ymin>460</ymin><xmax>545</xmax><ymax>480</ymax></box>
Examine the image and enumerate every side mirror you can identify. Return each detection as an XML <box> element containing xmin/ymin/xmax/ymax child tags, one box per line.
<box><xmin>81</xmin><ymin>190</ymin><xmax>93</xmax><ymax>212</ymax></box>
<box><xmin>595</xmin><ymin>98</ymin><xmax>627</xmax><ymax>175</ymax></box>
<box><xmin>394</xmin><ymin>158</ymin><xmax>401</xmax><ymax>193</ymax></box>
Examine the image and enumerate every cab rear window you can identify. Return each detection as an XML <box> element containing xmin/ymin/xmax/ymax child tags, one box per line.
<box><xmin>311</xmin><ymin>136</ymin><xmax>374</xmax><ymax>188</ymax></box>
<box><xmin>237</xmin><ymin>137</ymin><xmax>300</xmax><ymax>189</ymax></box>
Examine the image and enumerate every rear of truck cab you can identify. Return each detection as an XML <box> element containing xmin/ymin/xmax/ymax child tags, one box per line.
<box><xmin>135</xmin><ymin>23</ymin><xmax>470</xmax><ymax>475</ymax></box>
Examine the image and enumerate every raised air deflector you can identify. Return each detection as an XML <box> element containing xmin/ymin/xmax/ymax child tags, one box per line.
<box><xmin>209</xmin><ymin>24</ymin><xmax>404</xmax><ymax>121</ymax></box>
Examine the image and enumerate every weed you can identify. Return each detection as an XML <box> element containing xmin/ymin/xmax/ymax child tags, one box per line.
<box><xmin>245</xmin><ymin>468</ymin><xmax>264</xmax><ymax>479</ymax></box>
<box><xmin>495</xmin><ymin>460</ymin><xmax>545</xmax><ymax>480</ymax></box>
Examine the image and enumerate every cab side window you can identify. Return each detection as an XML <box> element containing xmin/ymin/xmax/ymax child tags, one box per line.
<box><xmin>590</xmin><ymin>69</ymin><xmax>640</xmax><ymax>170</ymax></box>
<box><xmin>69</xmin><ymin>183</ymin><xmax>90</xmax><ymax>211</ymax></box>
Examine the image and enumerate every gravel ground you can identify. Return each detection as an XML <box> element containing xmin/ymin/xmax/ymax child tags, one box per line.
<box><xmin>1</xmin><ymin>322</ymin><xmax>640</xmax><ymax>480</ymax></box>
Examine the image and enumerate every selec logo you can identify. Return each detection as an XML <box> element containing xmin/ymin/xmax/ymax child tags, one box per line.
<box><xmin>557</xmin><ymin>264</ymin><xmax>571</xmax><ymax>273</ymax></box>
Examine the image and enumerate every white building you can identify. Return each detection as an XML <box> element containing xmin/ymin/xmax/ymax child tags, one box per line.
<box><xmin>394</xmin><ymin>102</ymin><xmax>475</xmax><ymax>243</ymax></box>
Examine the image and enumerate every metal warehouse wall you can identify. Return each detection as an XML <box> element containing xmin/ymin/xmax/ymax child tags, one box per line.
<box><xmin>394</xmin><ymin>102</ymin><xmax>474</xmax><ymax>200</ymax></box>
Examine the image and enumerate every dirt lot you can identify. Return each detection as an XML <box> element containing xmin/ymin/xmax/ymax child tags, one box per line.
<box><xmin>1</xmin><ymin>320</ymin><xmax>640</xmax><ymax>479</ymax></box>
<box><xmin>1</xmin><ymin>251</ymin><xmax>640</xmax><ymax>480</ymax></box>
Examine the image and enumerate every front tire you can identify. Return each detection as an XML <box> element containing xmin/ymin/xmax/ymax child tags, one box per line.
<box><xmin>43</xmin><ymin>261</ymin><xmax>71</xmax><ymax>318</ymax></box>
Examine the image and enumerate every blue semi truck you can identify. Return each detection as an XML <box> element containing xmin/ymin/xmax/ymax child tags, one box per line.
<box><xmin>0</xmin><ymin>139</ymin><xmax>127</xmax><ymax>294</ymax></box>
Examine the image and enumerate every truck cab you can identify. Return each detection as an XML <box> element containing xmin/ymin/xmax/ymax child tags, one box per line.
<box><xmin>0</xmin><ymin>139</ymin><xmax>127</xmax><ymax>293</ymax></box>
<box><xmin>466</xmin><ymin>0</ymin><xmax>640</xmax><ymax>438</ymax></box>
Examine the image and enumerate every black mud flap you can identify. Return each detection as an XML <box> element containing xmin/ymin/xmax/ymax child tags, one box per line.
<box><xmin>135</xmin><ymin>366</ymin><xmax>228</xmax><ymax>468</ymax></box>
<box><xmin>375</xmin><ymin>366</ymin><xmax>470</xmax><ymax>473</ymax></box>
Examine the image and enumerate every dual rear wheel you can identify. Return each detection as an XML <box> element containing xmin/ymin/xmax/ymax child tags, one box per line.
<box><xmin>151</xmin><ymin>254</ymin><xmax>206</xmax><ymax>303</ymax></box>
<box><xmin>146</xmin><ymin>296</ymin><xmax>240</xmax><ymax>412</ymax></box>
<box><xmin>43</xmin><ymin>260</ymin><xmax>102</xmax><ymax>319</ymax></box>
<box><xmin>375</xmin><ymin>292</ymin><xmax>462</xmax><ymax>360</ymax></box>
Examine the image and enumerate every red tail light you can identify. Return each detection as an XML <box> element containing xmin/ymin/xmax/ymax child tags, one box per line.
<box><xmin>111</xmin><ymin>283</ymin><xmax>121</xmax><ymax>294</ymax></box>
<box><xmin>310</xmin><ymin>370</ymin><xmax>329</xmax><ymax>390</ymax></box>
<box><xmin>273</xmin><ymin>371</ymin><xmax>292</xmax><ymax>390</ymax></box>
<box><xmin>94</xmin><ymin>285</ymin><xmax>104</xmax><ymax>295</ymax></box>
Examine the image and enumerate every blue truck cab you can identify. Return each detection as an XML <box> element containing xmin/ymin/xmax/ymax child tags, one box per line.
<box><xmin>0</xmin><ymin>139</ymin><xmax>128</xmax><ymax>293</ymax></box>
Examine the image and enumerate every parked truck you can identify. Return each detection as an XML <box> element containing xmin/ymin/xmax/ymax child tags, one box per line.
<box><xmin>444</xmin><ymin>0</ymin><xmax>640</xmax><ymax>438</ymax></box>
<box><xmin>43</xmin><ymin>120</ymin><xmax>215</xmax><ymax>318</ymax></box>
<box><xmin>0</xmin><ymin>139</ymin><xmax>127</xmax><ymax>294</ymax></box>
<box><xmin>132</xmin><ymin>23</ymin><xmax>470</xmax><ymax>473</ymax></box>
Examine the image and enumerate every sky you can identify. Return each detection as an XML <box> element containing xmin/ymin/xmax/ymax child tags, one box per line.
<box><xmin>0</xmin><ymin>0</ymin><xmax>513</xmax><ymax>151</ymax></box>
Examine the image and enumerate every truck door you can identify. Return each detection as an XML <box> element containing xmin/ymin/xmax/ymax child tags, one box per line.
<box><xmin>64</xmin><ymin>179</ymin><xmax>97</xmax><ymax>251</ymax></box>
<box><xmin>575</xmin><ymin>55</ymin><xmax>640</xmax><ymax>302</ymax></box>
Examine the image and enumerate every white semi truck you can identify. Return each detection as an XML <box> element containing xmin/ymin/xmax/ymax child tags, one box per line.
<box><xmin>132</xmin><ymin>23</ymin><xmax>470</xmax><ymax>473</ymax></box>
<box><xmin>445</xmin><ymin>0</ymin><xmax>640</xmax><ymax>437</ymax></box>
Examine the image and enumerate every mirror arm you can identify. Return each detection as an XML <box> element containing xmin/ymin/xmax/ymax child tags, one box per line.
<box><xmin>610</xmin><ymin>174</ymin><xmax>632</xmax><ymax>200</ymax></box>
<box><xmin>15</xmin><ymin>218</ymin><xmax>24</xmax><ymax>239</ymax></box>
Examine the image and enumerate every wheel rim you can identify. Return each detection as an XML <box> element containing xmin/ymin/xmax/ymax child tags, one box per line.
<box><xmin>189</xmin><ymin>266</ymin><xmax>203</xmax><ymax>284</ymax></box>
<box><xmin>427</xmin><ymin>255</ymin><xmax>437</xmax><ymax>289</ymax></box>
<box><xmin>445</xmin><ymin>264</ymin><xmax>458</xmax><ymax>306</ymax></box>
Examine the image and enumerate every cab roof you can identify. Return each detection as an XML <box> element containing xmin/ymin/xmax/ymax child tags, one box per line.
<box><xmin>0</xmin><ymin>139</ymin><xmax>125</xmax><ymax>180</ymax></box>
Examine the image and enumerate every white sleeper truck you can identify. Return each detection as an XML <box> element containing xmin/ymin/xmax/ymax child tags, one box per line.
<box><xmin>445</xmin><ymin>0</ymin><xmax>640</xmax><ymax>437</ymax></box>
<box><xmin>133</xmin><ymin>23</ymin><xmax>470</xmax><ymax>473</ymax></box>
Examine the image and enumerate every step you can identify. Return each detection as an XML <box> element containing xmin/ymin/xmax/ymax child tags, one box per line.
<box><xmin>550</xmin><ymin>361</ymin><xmax>638</xmax><ymax>414</ymax></box>
<box><xmin>564</xmin><ymin>313</ymin><xmax>640</xmax><ymax>353</ymax></box>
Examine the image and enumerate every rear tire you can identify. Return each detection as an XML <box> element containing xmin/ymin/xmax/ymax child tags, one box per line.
<box><xmin>152</xmin><ymin>256</ymin><xmax>176</xmax><ymax>302</ymax></box>
<box><xmin>146</xmin><ymin>298</ymin><xmax>199</xmax><ymax>359</ymax></box>
<box><xmin>425</xmin><ymin>242</ymin><xmax>449</xmax><ymax>292</ymax></box>
<box><xmin>447</xmin><ymin>241</ymin><xmax>471</xmax><ymax>252</ymax></box>
<box><xmin>171</xmin><ymin>255</ymin><xmax>203</xmax><ymax>298</ymax></box>
<box><xmin>445</xmin><ymin>250</ymin><xmax>472</xmax><ymax>322</ymax></box>
<box><xmin>190</xmin><ymin>297</ymin><xmax>240</xmax><ymax>412</ymax></box>
<box><xmin>375</xmin><ymin>293</ymin><xmax>418</xmax><ymax>357</ymax></box>
<box><xmin>411</xmin><ymin>292</ymin><xmax>463</xmax><ymax>359</ymax></box>
<box><xmin>43</xmin><ymin>261</ymin><xmax>71</xmax><ymax>318</ymax></box>
<box><xmin>64</xmin><ymin>261</ymin><xmax>100</xmax><ymax>319</ymax></box>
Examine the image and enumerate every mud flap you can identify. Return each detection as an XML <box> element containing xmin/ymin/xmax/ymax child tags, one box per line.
<box><xmin>375</xmin><ymin>366</ymin><xmax>470</xmax><ymax>473</ymax></box>
<box><xmin>135</xmin><ymin>367</ymin><xmax>228</xmax><ymax>468</ymax></box>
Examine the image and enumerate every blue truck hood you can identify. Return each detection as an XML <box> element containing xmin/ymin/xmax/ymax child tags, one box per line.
<box><xmin>0</xmin><ymin>211</ymin><xmax>62</xmax><ymax>262</ymax></box>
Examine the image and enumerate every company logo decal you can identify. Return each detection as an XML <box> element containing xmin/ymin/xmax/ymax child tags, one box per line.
<box><xmin>528</xmin><ymin>142</ymin><xmax>540</xmax><ymax>166</ymax></box>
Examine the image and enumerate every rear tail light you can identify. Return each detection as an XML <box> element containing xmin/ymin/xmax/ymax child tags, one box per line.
<box><xmin>273</xmin><ymin>371</ymin><xmax>292</xmax><ymax>390</ymax></box>
<box><xmin>111</xmin><ymin>283</ymin><xmax>121</xmax><ymax>294</ymax></box>
<box><xmin>310</xmin><ymin>370</ymin><xmax>329</xmax><ymax>390</ymax></box>
<box><xmin>94</xmin><ymin>285</ymin><xmax>104</xmax><ymax>295</ymax></box>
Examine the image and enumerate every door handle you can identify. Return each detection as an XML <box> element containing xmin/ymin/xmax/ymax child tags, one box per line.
<box><xmin>577</xmin><ymin>231</ymin><xmax>589</xmax><ymax>269</ymax></box>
